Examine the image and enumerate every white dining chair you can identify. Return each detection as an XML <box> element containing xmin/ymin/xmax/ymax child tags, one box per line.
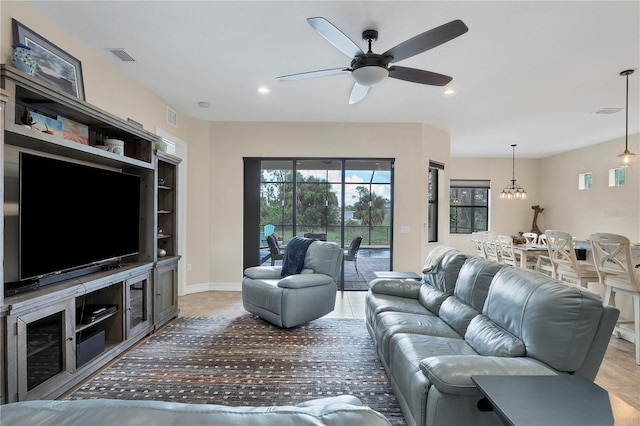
<box><xmin>497</xmin><ymin>235</ymin><xmax>518</xmax><ymax>267</ymax></box>
<box><xmin>533</xmin><ymin>232</ymin><xmax>554</xmax><ymax>276</ymax></box>
<box><xmin>522</xmin><ymin>232</ymin><xmax>538</xmax><ymax>245</ymax></box>
<box><xmin>546</xmin><ymin>230</ymin><xmax>599</xmax><ymax>288</ymax></box>
<box><xmin>537</xmin><ymin>233</ymin><xmax>547</xmax><ymax>246</ymax></box>
<box><xmin>588</xmin><ymin>232</ymin><xmax>640</xmax><ymax>365</ymax></box>
<box><xmin>483</xmin><ymin>234</ymin><xmax>501</xmax><ymax>264</ymax></box>
<box><xmin>471</xmin><ymin>232</ymin><xmax>488</xmax><ymax>258</ymax></box>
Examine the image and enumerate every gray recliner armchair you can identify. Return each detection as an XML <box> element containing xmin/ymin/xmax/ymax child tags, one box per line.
<box><xmin>242</xmin><ymin>239</ymin><xmax>343</xmax><ymax>328</ymax></box>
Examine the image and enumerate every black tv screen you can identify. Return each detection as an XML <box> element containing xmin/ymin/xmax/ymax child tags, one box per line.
<box><xmin>19</xmin><ymin>153</ymin><xmax>141</xmax><ymax>281</ymax></box>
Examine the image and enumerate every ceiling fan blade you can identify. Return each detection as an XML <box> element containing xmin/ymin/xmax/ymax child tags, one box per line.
<box><xmin>383</xmin><ymin>19</ymin><xmax>468</xmax><ymax>63</ymax></box>
<box><xmin>277</xmin><ymin>68</ymin><xmax>351</xmax><ymax>81</ymax></box>
<box><xmin>307</xmin><ymin>17</ymin><xmax>364</xmax><ymax>59</ymax></box>
<box><xmin>349</xmin><ymin>83</ymin><xmax>369</xmax><ymax>104</ymax></box>
<box><xmin>388</xmin><ymin>66</ymin><xmax>453</xmax><ymax>86</ymax></box>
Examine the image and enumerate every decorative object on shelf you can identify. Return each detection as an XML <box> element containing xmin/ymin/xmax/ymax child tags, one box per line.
<box><xmin>158</xmin><ymin>228</ymin><xmax>164</xmax><ymax>236</ymax></box>
<box><xmin>11</xmin><ymin>43</ymin><xmax>36</xmax><ymax>75</ymax></box>
<box><xmin>158</xmin><ymin>177</ymin><xmax>165</xmax><ymax>186</ymax></box>
<box><xmin>42</xmin><ymin>123</ymin><xmax>54</xmax><ymax>135</ymax></box>
<box><xmin>158</xmin><ymin>248</ymin><xmax>167</xmax><ymax>257</ymax></box>
<box><xmin>12</xmin><ymin>18</ymin><xmax>85</xmax><ymax>100</ymax></box>
<box><xmin>104</xmin><ymin>138</ymin><xmax>124</xmax><ymax>155</ymax></box>
<box><xmin>530</xmin><ymin>205</ymin><xmax>544</xmax><ymax>235</ymax></box>
<box><xmin>27</xmin><ymin>111</ymin><xmax>63</xmax><ymax>135</ymax></box>
<box><xmin>155</xmin><ymin>136</ymin><xmax>168</xmax><ymax>152</ymax></box>
<box><xmin>58</xmin><ymin>115</ymin><xmax>89</xmax><ymax>145</ymax></box>
<box><xmin>617</xmin><ymin>69</ymin><xmax>636</xmax><ymax>167</ymax></box>
<box><xmin>500</xmin><ymin>144</ymin><xmax>527</xmax><ymax>200</ymax></box>
<box><xmin>20</xmin><ymin>109</ymin><xmax>36</xmax><ymax>128</ymax></box>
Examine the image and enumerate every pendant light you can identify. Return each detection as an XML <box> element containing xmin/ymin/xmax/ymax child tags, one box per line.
<box><xmin>617</xmin><ymin>69</ymin><xmax>636</xmax><ymax>167</ymax></box>
<box><xmin>500</xmin><ymin>144</ymin><xmax>527</xmax><ymax>200</ymax></box>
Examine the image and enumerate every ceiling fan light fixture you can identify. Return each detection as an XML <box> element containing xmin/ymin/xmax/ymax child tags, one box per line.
<box><xmin>352</xmin><ymin>66</ymin><xmax>388</xmax><ymax>87</ymax></box>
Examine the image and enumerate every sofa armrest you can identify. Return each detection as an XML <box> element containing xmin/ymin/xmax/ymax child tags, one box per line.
<box><xmin>243</xmin><ymin>266</ymin><xmax>282</xmax><ymax>280</ymax></box>
<box><xmin>369</xmin><ymin>278</ymin><xmax>421</xmax><ymax>299</ymax></box>
<box><xmin>419</xmin><ymin>355</ymin><xmax>559</xmax><ymax>396</ymax></box>
<box><xmin>278</xmin><ymin>274</ymin><xmax>335</xmax><ymax>289</ymax></box>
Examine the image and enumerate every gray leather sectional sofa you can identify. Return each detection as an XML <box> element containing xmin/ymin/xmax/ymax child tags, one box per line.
<box><xmin>0</xmin><ymin>395</ymin><xmax>391</xmax><ymax>425</ymax></box>
<box><xmin>365</xmin><ymin>248</ymin><xmax>620</xmax><ymax>426</ymax></box>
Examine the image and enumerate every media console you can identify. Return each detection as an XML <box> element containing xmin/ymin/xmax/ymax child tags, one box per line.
<box><xmin>1</xmin><ymin>65</ymin><xmax>182</xmax><ymax>403</ymax></box>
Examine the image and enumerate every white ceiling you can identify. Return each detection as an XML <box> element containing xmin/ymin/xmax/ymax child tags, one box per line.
<box><xmin>30</xmin><ymin>1</ymin><xmax>640</xmax><ymax>158</ymax></box>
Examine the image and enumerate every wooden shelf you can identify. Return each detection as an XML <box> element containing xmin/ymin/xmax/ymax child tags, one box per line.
<box><xmin>75</xmin><ymin>311</ymin><xmax>118</xmax><ymax>333</ymax></box>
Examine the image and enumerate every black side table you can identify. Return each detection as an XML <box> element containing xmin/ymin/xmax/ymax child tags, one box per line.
<box><xmin>471</xmin><ymin>375</ymin><xmax>616</xmax><ymax>426</ymax></box>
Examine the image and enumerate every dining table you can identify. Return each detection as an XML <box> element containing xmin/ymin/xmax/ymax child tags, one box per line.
<box><xmin>512</xmin><ymin>243</ymin><xmax>548</xmax><ymax>268</ymax></box>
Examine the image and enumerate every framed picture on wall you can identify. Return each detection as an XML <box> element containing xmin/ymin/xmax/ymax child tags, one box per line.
<box><xmin>12</xmin><ymin>18</ymin><xmax>85</xmax><ymax>100</ymax></box>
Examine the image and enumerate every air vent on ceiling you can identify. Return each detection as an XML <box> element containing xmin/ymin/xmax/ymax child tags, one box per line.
<box><xmin>593</xmin><ymin>107</ymin><xmax>623</xmax><ymax>115</ymax></box>
<box><xmin>166</xmin><ymin>106</ymin><xmax>178</xmax><ymax>127</ymax></box>
<box><xmin>106</xmin><ymin>48</ymin><xmax>136</xmax><ymax>62</ymax></box>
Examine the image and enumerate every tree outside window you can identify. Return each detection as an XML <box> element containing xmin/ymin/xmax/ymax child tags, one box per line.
<box><xmin>450</xmin><ymin>182</ymin><xmax>489</xmax><ymax>234</ymax></box>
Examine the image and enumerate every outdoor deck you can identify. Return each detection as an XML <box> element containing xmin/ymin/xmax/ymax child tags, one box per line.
<box><xmin>260</xmin><ymin>248</ymin><xmax>392</xmax><ymax>291</ymax></box>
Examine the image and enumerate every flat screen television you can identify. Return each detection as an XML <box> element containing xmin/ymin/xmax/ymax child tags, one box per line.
<box><xmin>18</xmin><ymin>152</ymin><xmax>141</xmax><ymax>283</ymax></box>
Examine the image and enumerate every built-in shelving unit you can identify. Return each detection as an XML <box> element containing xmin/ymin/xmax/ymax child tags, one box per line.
<box><xmin>1</xmin><ymin>65</ymin><xmax>180</xmax><ymax>403</ymax></box>
<box><xmin>154</xmin><ymin>151</ymin><xmax>181</xmax><ymax>329</ymax></box>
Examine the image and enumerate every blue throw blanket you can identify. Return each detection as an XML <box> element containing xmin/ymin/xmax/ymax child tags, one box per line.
<box><xmin>281</xmin><ymin>236</ymin><xmax>315</xmax><ymax>278</ymax></box>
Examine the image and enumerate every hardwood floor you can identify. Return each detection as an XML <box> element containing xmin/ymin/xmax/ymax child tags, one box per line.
<box><xmin>179</xmin><ymin>290</ymin><xmax>640</xmax><ymax>412</ymax></box>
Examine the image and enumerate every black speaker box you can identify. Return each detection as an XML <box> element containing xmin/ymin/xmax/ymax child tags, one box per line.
<box><xmin>77</xmin><ymin>329</ymin><xmax>105</xmax><ymax>368</ymax></box>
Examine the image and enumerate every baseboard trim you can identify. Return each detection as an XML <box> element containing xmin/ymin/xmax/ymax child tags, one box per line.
<box><xmin>182</xmin><ymin>282</ymin><xmax>241</xmax><ymax>295</ymax></box>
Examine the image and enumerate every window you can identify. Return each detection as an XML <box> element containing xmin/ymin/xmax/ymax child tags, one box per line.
<box><xmin>428</xmin><ymin>162</ymin><xmax>443</xmax><ymax>242</ymax></box>
<box><xmin>609</xmin><ymin>168</ymin><xmax>626</xmax><ymax>187</ymax></box>
<box><xmin>450</xmin><ymin>180</ymin><xmax>489</xmax><ymax>234</ymax></box>
<box><xmin>578</xmin><ymin>172</ymin><xmax>592</xmax><ymax>190</ymax></box>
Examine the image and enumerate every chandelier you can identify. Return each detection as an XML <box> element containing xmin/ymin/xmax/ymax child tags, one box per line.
<box><xmin>617</xmin><ymin>69</ymin><xmax>636</xmax><ymax>167</ymax></box>
<box><xmin>500</xmin><ymin>144</ymin><xmax>527</xmax><ymax>200</ymax></box>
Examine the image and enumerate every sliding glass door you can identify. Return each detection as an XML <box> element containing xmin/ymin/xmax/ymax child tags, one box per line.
<box><xmin>247</xmin><ymin>157</ymin><xmax>393</xmax><ymax>290</ymax></box>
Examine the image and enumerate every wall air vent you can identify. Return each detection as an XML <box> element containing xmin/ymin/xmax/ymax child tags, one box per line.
<box><xmin>166</xmin><ymin>106</ymin><xmax>178</xmax><ymax>127</ymax></box>
<box><xmin>106</xmin><ymin>48</ymin><xmax>136</xmax><ymax>62</ymax></box>
<box><xmin>593</xmin><ymin>107</ymin><xmax>623</xmax><ymax>115</ymax></box>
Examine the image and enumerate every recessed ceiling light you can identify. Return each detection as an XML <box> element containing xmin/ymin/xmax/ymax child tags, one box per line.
<box><xmin>443</xmin><ymin>89</ymin><xmax>456</xmax><ymax>95</ymax></box>
<box><xmin>258</xmin><ymin>87</ymin><xmax>271</xmax><ymax>94</ymax></box>
<box><xmin>197</xmin><ymin>101</ymin><xmax>210</xmax><ymax>108</ymax></box>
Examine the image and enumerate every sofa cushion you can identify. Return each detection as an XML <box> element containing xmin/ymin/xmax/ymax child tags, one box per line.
<box><xmin>453</xmin><ymin>257</ymin><xmax>503</xmax><ymax>311</ymax></box>
<box><xmin>365</xmin><ymin>293</ymin><xmax>429</xmax><ymax>330</ymax></box>
<box><xmin>374</xmin><ymin>311</ymin><xmax>460</xmax><ymax>365</ymax></box>
<box><xmin>422</xmin><ymin>250</ymin><xmax>468</xmax><ymax>293</ymax></box>
<box><xmin>431</xmin><ymin>257</ymin><xmax>503</xmax><ymax>336</ymax></box>
<box><xmin>483</xmin><ymin>267</ymin><xmax>605</xmax><ymax>372</ymax></box>
<box><xmin>369</xmin><ymin>278</ymin><xmax>422</xmax><ymax>299</ymax></box>
<box><xmin>304</xmin><ymin>241</ymin><xmax>343</xmax><ymax>282</ymax></box>
<box><xmin>464</xmin><ymin>315</ymin><xmax>525</xmax><ymax>357</ymax></box>
<box><xmin>418</xmin><ymin>285</ymin><xmax>449</xmax><ymax>314</ymax></box>
<box><xmin>437</xmin><ymin>297</ymin><xmax>480</xmax><ymax>337</ymax></box>
<box><xmin>388</xmin><ymin>333</ymin><xmax>477</xmax><ymax>422</ymax></box>
<box><xmin>422</xmin><ymin>246</ymin><xmax>460</xmax><ymax>273</ymax></box>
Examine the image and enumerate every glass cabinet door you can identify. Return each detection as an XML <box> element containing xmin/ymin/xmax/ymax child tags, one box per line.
<box><xmin>12</xmin><ymin>299</ymin><xmax>74</xmax><ymax>401</ymax></box>
<box><xmin>127</xmin><ymin>273</ymin><xmax>151</xmax><ymax>338</ymax></box>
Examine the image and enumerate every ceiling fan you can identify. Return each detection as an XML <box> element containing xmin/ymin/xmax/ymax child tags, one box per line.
<box><xmin>277</xmin><ymin>17</ymin><xmax>469</xmax><ymax>104</ymax></box>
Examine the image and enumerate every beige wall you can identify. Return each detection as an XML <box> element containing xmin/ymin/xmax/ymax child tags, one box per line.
<box><xmin>1</xmin><ymin>1</ymin><xmax>210</xmax><ymax>292</ymax></box>
<box><xmin>446</xmin><ymin>157</ymin><xmax>542</xmax><ymax>255</ymax></box>
<box><xmin>205</xmin><ymin>122</ymin><xmax>449</xmax><ymax>290</ymax></box>
<box><xmin>1</xmin><ymin>2</ymin><xmax>198</xmax><ymax>143</ymax></box>
<box><xmin>539</xmin><ymin>135</ymin><xmax>639</xmax><ymax>242</ymax></box>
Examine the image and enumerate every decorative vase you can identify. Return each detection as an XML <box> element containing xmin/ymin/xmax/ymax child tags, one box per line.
<box><xmin>12</xmin><ymin>43</ymin><xmax>37</xmax><ymax>76</ymax></box>
<box><xmin>155</xmin><ymin>137</ymin><xmax>167</xmax><ymax>153</ymax></box>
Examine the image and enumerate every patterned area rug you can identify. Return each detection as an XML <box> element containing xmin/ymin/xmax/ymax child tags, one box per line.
<box><xmin>67</xmin><ymin>315</ymin><xmax>405</xmax><ymax>425</ymax></box>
